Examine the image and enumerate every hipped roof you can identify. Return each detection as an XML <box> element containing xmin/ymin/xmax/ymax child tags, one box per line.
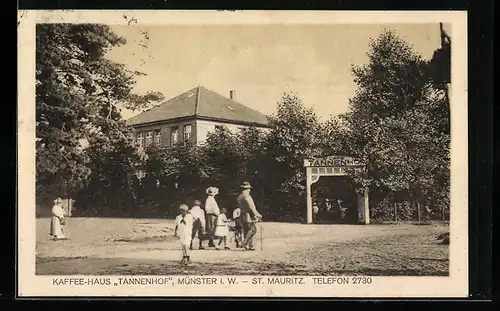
<box><xmin>126</xmin><ymin>86</ymin><xmax>270</xmax><ymax>127</ymax></box>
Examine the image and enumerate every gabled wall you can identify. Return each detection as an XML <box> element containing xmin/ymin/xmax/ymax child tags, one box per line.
<box><xmin>195</xmin><ymin>119</ymin><xmax>245</xmax><ymax>145</ymax></box>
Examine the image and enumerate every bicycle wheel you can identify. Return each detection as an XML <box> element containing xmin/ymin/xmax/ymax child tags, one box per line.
<box><xmin>229</xmin><ymin>234</ymin><xmax>237</xmax><ymax>247</ymax></box>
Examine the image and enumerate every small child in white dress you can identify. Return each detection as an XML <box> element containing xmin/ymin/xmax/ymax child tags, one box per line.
<box><xmin>174</xmin><ymin>204</ymin><xmax>194</xmax><ymax>265</ymax></box>
<box><xmin>214</xmin><ymin>207</ymin><xmax>231</xmax><ymax>250</ymax></box>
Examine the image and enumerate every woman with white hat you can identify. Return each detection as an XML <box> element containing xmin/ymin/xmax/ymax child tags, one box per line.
<box><xmin>204</xmin><ymin>187</ymin><xmax>220</xmax><ymax>248</ymax></box>
<box><xmin>50</xmin><ymin>198</ymin><xmax>67</xmax><ymax>241</ymax></box>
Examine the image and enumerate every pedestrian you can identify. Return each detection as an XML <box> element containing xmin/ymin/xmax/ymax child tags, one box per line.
<box><xmin>312</xmin><ymin>203</ymin><xmax>319</xmax><ymax>224</ymax></box>
<box><xmin>174</xmin><ymin>204</ymin><xmax>194</xmax><ymax>265</ymax></box>
<box><xmin>338</xmin><ymin>199</ymin><xmax>347</xmax><ymax>220</ymax></box>
<box><xmin>232</xmin><ymin>206</ymin><xmax>243</xmax><ymax>248</ymax></box>
<box><xmin>204</xmin><ymin>187</ymin><xmax>220</xmax><ymax>248</ymax></box>
<box><xmin>189</xmin><ymin>200</ymin><xmax>206</xmax><ymax>250</ymax></box>
<box><xmin>237</xmin><ymin>181</ymin><xmax>262</xmax><ymax>251</ymax></box>
<box><xmin>50</xmin><ymin>198</ymin><xmax>67</xmax><ymax>241</ymax></box>
<box><xmin>214</xmin><ymin>207</ymin><xmax>231</xmax><ymax>250</ymax></box>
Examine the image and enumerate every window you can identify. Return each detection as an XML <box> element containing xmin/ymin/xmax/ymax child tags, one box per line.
<box><xmin>184</xmin><ymin>124</ymin><xmax>192</xmax><ymax>142</ymax></box>
<box><xmin>171</xmin><ymin>127</ymin><xmax>179</xmax><ymax>146</ymax></box>
<box><xmin>136</xmin><ymin>132</ymin><xmax>144</xmax><ymax>149</ymax></box>
<box><xmin>154</xmin><ymin>130</ymin><xmax>161</xmax><ymax>145</ymax></box>
<box><xmin>145</xmin><ymin>131</ymin><xmax>153</xmax><ymax>146</ymax></box>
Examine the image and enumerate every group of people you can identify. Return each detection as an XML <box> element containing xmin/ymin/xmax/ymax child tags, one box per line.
<box><xmin>174</xmin><ymin>181</ymin><xmax>263</xmax><ymax>265</ymax></box>
<box><xmin>47</xmin><ymin>182</ymin><xmax>263</xmax><ymax>266</ymax></box>
<box><xmin>312</xmin><ymin>198</ymin><xmax>349</xmax><ymax>223</ymax></box>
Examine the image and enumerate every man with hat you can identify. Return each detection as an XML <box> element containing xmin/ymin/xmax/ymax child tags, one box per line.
<box><xmin>237</xmin><ymin>182</ymin><xmax>262</xmax><ymax>251</ymax></box>
<box><xmin>204</xmin><ymin>187</ymin><xmax>220</xmax><ymax>248</ymax></box>
<box><xmin>189</xmin><ymin>199</ymin><xmax>206</xmax><ymax>250</ymax></box>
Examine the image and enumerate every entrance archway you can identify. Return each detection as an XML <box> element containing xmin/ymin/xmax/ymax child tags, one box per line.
<box><xmin>312</xmin><ymin>177</ymin><xmax>358</xmax><ymax>224</ymax></box>
<box><xmin>304</xmin><ymin>155</ymin><xmax>370</xmax><ymax>225</ymax></box>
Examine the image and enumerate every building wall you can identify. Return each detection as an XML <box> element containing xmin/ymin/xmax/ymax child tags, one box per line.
<box><xmin>131</xmin><ymin>119</ymin><xmax>269</xmax><ymax>179</ymax></box>
<box><xmin>195</xmin><ymin>120</ymin><xmax>244</xmax><ymax>145</ymax></box>
<box><xmin>195</xmin><ymin>120</ymin><xmax>270</xmax><ymax>145</ymax></box>
<box><xmin>131</xmin><ymin>118</ymin><xmax>197</xmax><ymax>148</ymax></box>
<box><xmin>132</xmin><ymin>118</ymin><xmax>270</xmax><ymax>148</ymax></box>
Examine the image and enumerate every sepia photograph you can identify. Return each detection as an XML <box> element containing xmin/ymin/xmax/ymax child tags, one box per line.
<box><xmin>18</xmin><ymin>10</ymin><xmax>468</xmax><ymax>297</ymax></box>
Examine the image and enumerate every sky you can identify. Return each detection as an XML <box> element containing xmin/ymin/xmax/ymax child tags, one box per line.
<box><xmin>105</xmin><ymin>24</ymin><xmax>449</xmax><ymax>121</ymax></box>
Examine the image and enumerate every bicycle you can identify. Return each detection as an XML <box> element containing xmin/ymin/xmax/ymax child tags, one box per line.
<box><xmin>228</xmin><ymin>219</ymin><xmax>260</xmax><ymax>249</ymax></box>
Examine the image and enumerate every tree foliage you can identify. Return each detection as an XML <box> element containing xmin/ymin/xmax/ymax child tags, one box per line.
<box><xmin>335</xmin><ymin>29</ymin><xmax>450</xmax><ymax>219</ymax></box>
<box><xmin>263</xmin><ymin>93</ymin><xmax>323</xmax><ymax>220</ymax></box>
<box><xmin>38</xmin><ymin>26</ymin><xmax>450</xmax><ymax>223</ymax></box>
<box><xmin>36</xmin><ymin>24</ymin><xmax>164</xmax><ymax>204</ymax></box>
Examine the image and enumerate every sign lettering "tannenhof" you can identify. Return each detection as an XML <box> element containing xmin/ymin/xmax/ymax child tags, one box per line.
<box><xmin>305</xmin><ymin>156</ymin><xmax>364</xmax><ymax>167</ymax></box>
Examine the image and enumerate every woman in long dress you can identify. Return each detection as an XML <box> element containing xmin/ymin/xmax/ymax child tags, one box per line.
<box><xmin>50</xmin><ymin>198</ymin><xmax>67</xmax><ymax>241</ymax></box>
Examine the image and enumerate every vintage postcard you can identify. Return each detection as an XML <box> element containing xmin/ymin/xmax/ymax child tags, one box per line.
<box><xmin>17</xmin><ymin>10</ymin><xmax>468</xmax><ymax>298</ymax></box>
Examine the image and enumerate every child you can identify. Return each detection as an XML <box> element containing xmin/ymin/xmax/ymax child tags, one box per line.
<box><xmin>174</xmin><ymin>204</ymin><xmax>194</xmax><ymax>265</ymax></box>
<box><xmin>214</xmin><ymin>207</ymin><xmax>231</xmax><ymax>250</ymax></box>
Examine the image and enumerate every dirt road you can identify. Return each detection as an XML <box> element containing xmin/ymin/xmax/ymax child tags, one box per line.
<box><xmin>36</xmin><ymin>218</ymin><xmax>449</xmax><ymax>276</ymax></box>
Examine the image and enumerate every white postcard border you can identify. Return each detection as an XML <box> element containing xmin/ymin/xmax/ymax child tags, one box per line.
<box><xmin>17</xmin><ymin>10</ymin><xmax>468</xmax><ymax>298</ymax></box>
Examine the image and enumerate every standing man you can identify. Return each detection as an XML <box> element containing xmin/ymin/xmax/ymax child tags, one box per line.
<box><xmin>204</xmin><ymin>187</ymin><xmax>220</xmax><ymax>248</ymax></box>
<box><xmin>189</xmin><ymin>200</ymin><xmax>206</xmax><ymax>250</ymax></box>
<box><xmin>237</xmin><ymin>181</ymin><xmax>262</xmax><ymax>251</ymax></box>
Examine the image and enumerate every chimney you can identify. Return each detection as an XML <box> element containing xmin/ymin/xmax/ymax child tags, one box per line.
<box><xmin>229</xmin><ymin>90</ymin><xmax>235</xmax><ymax>100</ymax></box>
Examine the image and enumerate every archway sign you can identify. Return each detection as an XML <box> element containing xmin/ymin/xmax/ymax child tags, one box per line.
<box><xmin>304</xmin><ymin>155</ymin><xmax>370</xmax><ymax>225</ymax></box>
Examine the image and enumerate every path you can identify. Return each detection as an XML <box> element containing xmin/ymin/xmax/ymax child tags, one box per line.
<box><xmin>36</xmin><ymin>218</ymin><xmax>449</xmax><ymax>275</ymax></box>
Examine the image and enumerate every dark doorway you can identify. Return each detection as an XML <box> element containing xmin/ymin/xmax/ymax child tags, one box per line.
<box><xmin>312</xmin><ymin>176</ymin><xmax>358</xmax><ymax>224</ymax></box>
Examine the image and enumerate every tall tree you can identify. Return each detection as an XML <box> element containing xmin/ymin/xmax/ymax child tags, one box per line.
<box><xmin>265</xmin><ymin>92</ymin><xmax>322</xmax><ymax>220</ymax></box>
<box><xmin>341</xmin><ymin>29</ymin><xmax>450</xmax><ymax>217</ymax></box>
<box><xmin>36</xmin><ymin>24</ymin><xmax>164</xmax><ymax>203</ymax></box>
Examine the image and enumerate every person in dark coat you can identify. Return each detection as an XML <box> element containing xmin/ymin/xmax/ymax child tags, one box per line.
<box><xmin>189</xmin><ymin>200</ymin><xmax>206</xmax><ymax>250</ymax></box>
<box><xmin>204</xmin><ymin>187</ymin><xmax>220</xmax><ymax>248</ymax></box>
<box><xmin>236</xmin><ymin>181</ymin><xmax>262</xmax><ymax>251</ymax></box>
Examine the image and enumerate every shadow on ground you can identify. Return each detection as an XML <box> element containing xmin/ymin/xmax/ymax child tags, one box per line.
<box><xmin>36</xmin><ymin>255</ymin><xmax>448</xmax><ymax>276</ymax></box>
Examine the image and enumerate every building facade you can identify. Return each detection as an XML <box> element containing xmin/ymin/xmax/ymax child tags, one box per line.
<box><xmin>126</xmin><ymin>86</ymin><xmax>271</xmax><ymax>178</ymax></box>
